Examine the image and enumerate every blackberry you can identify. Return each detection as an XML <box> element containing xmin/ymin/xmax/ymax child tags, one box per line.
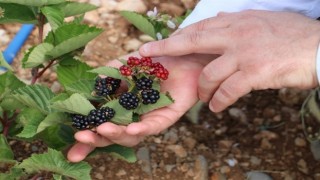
<box><xmin>94</xmin><ymin>77</ymin><xmax>121</xmax><ymax>97</ymax></box>
<box><xmin>135</xmin><ymin>77</ymin><xmax>153</xmax><ymax>90</ymax></box>
<box><xmin>119</xmin><ymin>92</ymin><xmax>140</xmax><ymax>110</ymax></box>
<box><xmin>141</xmin><ymin>89</ymin><xmax>160</xmax><ymax>104</ymax></box>
<box><xmin>88</xmin><ymin>107</ymin><xmax>115</xmax><ymax>126</ymax></box>
<box><xmin>71</xmin><ymin>114</ymin><xmax>89</xmax><ymax>130</ymax></box>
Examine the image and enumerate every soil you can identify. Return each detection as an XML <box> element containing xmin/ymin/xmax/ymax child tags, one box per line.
<box><xmin>1</xmin><ymin>0</ymin><xmax>320</xmax><ymax>180</ymax></box>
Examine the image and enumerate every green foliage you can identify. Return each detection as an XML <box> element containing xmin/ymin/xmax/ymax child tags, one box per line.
<box><xmin>22</xmin><ymin>43</ymin><xmax>54</xmax><ymax>68</ymax></box>
<box><xmin>41</xmin><ymin>6</ymin><xmax>64</xmax><ymax>30</ymax></box>
<box><xmin>0</xmin><ymin>134</ymin><xmax>14</xmax><ymax>160</ymax></box>
<box><xmin>92</xmin><ymin>145</ymin><xmax>137</xmax><ymax>163</ymax></box>
<box><xmin>120</xmin><ymin>11</ymin><xmax>157</xmax><ymax>39</ymax></box>
<box><xmin>1</xmin><ymin>0</ymin><xmax>65</xmax><ymax>7</ymax></box>
<box><xmin>17</xmin><ymin>148</ymin><xmax>91</xmax><ymax>180</ymax></box>
<box><xmin>0</xmin><ymin>3</ymin><xmax>37</xmax><ymax>24</ymax></box>
<box><xmin>0</xmin><ymin>52</ymin><xmax>13</xmax><ymax>71</ymax></box>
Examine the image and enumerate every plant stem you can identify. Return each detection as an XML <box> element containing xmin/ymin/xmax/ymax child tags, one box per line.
<box><xmin>31</xmin><ymin>13</ymin><xmax>45</xmax><ymax>85</ymax></box>
<box><xmin>31</xmin><ymin>60</ymin><xmax>55</xmax><ymax>84</ymax></box>
<box><xmin>2</xmin><ymin>111</ymin><xmax>9</xmax><ymax>137</ymax></box>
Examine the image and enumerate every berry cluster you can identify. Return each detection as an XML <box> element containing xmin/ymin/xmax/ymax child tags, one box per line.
<box><xmin>71</xmin><ymin>107</ymin><xmax>115</xmax><ymax>130</ymax></box>
<box><xmin>94</xmin><ymin>77</ymin><xmax>121</xmax><ymax>97</ymax></box>
<box><xmin>120</xmin><ymin>56</ymin><xmax>169</xmax><ymax>80</ymax></box>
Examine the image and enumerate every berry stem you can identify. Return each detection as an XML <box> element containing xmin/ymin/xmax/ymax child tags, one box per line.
<box><xmin>31</xmin><ymin>60</ymin><xmax>55</xmax><ymax>84</ymax></box>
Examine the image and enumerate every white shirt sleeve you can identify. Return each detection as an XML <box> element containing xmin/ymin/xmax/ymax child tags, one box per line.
<box><xmin>180</xmin><ymin>0</ymin><xmax>320</xmax><ymax>28</ymax></box>
<box><xmin>180</xmin><ymin>0</ymin><xmax>320</xmax><ymax>85</ymax></box>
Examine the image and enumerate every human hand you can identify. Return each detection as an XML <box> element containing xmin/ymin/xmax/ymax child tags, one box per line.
<box><xmin>67</xmin><ymin>53</ymin><xmax>214</xmax><ymax>162</ymax></box>
<box><xmin>139</xmin><ymin>10</ymin><xmax>320</xmax><ymax>112</ymax></box>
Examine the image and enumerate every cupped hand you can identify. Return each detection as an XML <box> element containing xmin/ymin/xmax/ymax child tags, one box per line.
<box><xmin>67</xmin><ymin>53</ymin><xmax>214</xmax><ymax>162</ymax></box>
<box><xmin>139</xmin><ymin>10</ymin><xmax>320</xmax><ymax>112</ymax></box>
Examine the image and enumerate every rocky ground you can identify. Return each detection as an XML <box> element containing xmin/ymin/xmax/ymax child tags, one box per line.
<box><xmin>1</xmin><ymin>0</ymin><xmax>320</xmax><ymax>179</ymax></box>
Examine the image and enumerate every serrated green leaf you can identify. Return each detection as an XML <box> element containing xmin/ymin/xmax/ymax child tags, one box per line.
<box><xmin>22</xmin><ymin>43</ymin><xmax>54</xmax><ymax>68</ymax></box>
<box><xmin>41</xmin><ymin>6</ymin><xmax>64</xmax><ymax>30</ymax></box>
<box><xmin>0</xmin><ymin>52</ymin><xmax>12</xmax><ymax>70</ymax></box>
<box><xmin>65</xmin><ymin>79</ymin><xmax>96</xmax><ymax>99</ymax></box>
<box><xmin>17</xmin><ymin>148</ymin><xmax>91</xmax><ymax>180</ymax></box>
<box><xmin>37</xmin><ymin>112</ymin><xmax>67</xmax><ymax>133</ymax></box>
<box><xmin>16</xmin><ymin>108</ymin><xmax>46</xmax><ymax>138</ymax></box>
<box><xmin>53</xmin><ymin>174</ymin><xmax>63</xmax><ymax>180</ymax></box>
<box><xmin>39</xmin><ymin>124</ymin><xmax>75</xmax><ymax>150</ymax></box>
<box><xmin>91</xmin><ymin>144</ymin><xmax>137</xmax><ymax>163</ymax></box>
<box><xmin>1</xmin><ymin>0</ymin><xmax>65</xmax><ymax>6</ymax></box>
<box><xmin>55</xmin><ymin>2</ymin><xmax>97</xmax><ymax>17</ymax></box>
<box><xmin>0</xmin><ymin>72</ymin><xmax>25</xmax><ymax>101</ymax></box>
<box><xmin>57</xmin><ymin>60</ymin><xmax>96</xmax><ymax>87</ymax></box>
<box><xmin>12</xmin><ymin>85</ymin><xmax>55</xmax><ymax>114</ymax></box>
<box><xmin>44</xmin><ymin>24</ymin><xmax>103</xmax><ymax>58</ymax></box>
<box><xmin>120</xmin><ymin>11</ymin><xmax>156</xmax><ymax>39</ymax></box>
<box><xmin>0</xmin><ymin>96</ymin><xmax>26</xmax><ymax>110</ymax></box>
<box><xmin>103</xmin><ymin>100</ymin><xmax>133</xmax><ymax>125</ymax></box>
<box><xmin>0</xmin><ymin>3</ymin><xmax>37</xmax><ymax>24</ymax></box>
<box><xmin>0</xmin><ymin>166</ymin><xmax>24</xmax><ymax>180</ymax></box>
<box><xmin>0</xmin><ymin>134</ymin><xmax>14</xmax><ymax>160</ymax></box>
<box><xmin>89</xmin><ymin>66</ymin><xmax>126</xmax><ymax>80</ymax></box>
<box><xmin>51</xmin><ymin>93</ymin><xmax>94</xmax><ymax>115</ymax></box>
<box><xmin>135</xmin><ymin>92</ymin><xmax>174</xmax><ymax>114</ymax></box>
<box><xmin>50</xmin><ymin>93</ymin><xmax>70</xmax><ymax>103</ymax></box>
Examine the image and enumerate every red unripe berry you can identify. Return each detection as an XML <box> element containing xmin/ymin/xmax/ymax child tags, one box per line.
<box><xmin>127</xmin><ymin>56</ymin><xmax>141</xmax><ymax>67</ymax></box>
<box><xmin>140</xmin><ymin>57</ymin><xmax>152</xmax><ymax>67</ymax></box>
<box><xmin>120</xmin><ymin>65</ymin><xmax>132</xmax><ymax>76</ymax></box>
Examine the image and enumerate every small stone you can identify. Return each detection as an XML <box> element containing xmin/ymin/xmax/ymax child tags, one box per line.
<box><xmin>294</xmin><ymin>137</ymin><xmax>307</xmax><ymax>147</ymax></box>
<box><xmin>228</xmin><ymin>108</ymin><xmax>247</xmax><ymax>124</ymax></box>
<box><xmin>180</xmin><ymin>163</ymin><xmax>189</xmax><ymax>172</ymax></box>
<box><xmin>254</xmin><ymin>130</ymin><xmax>279</xmax><ymax>140</ymax></box>
<box><xmin>116</xmin><ymin>0</ymin><xmax>147</xmax><ymax>13</ymax></box>
<box><xmin>166</xmin><ymin>145</ymin><xmax>187</xmax><ymax>158</ymax></box>
<box><xmin>246</xmin><ymin>172</ymin><xmax>272</xmax><ymax>180</ymax></box>
<box><xmin>136</xmin><ymin>147</ymin><xmax>152</xmax><ymax>176</ymax></box>
<box><xmin>159</xmin><ymin>3</ymin><xmax>185</xmax><ymax>16</ymax></box>
<box><xmin>94</xmin><ymin>173</ymin><xmax>104</xmax><ymax>180</ymax></box>
<box><xmin>194</xmin><ymin>155</ymin><xmax>208</xmax><ymax>180</ymax></box>
<box><xmin>297</xmin><ymin>159</ymin><xmax>309</xmax><ymax>174</ymax></box>
<box><xmin>165</xmin><ymin>165</ymin><xmax>175</xmax><ymax>173</ymax></box>
<box><xmin>215</xmin><ymin>126</ymin><xmax>228</xmax><ymax>135</ymax></box>
<box><xmin>250</xmin><ymin>156</ymin><xmax>262</xmax><ymax>166</ymax></box>
<box><xmin>154</xmin><ymin>137</ymin><xmax>162</xmax><ymax>144</ymax></box>
<box><xmin>108</xmin><ymin>36</ymin><xmax>119</xmax><ymax>44</ymax></box>
<box><xmin>218</xmin><ymin>140</ymin><xmax>233</xmax><ymax>150</ymax></box>
<box><xmin>261</xmin><ymin>138</ymin><xmax>272</xmax><ymax>149</ymax></box>
<box><xmin>211</xmin><ymin>172</ymin><xmax>227</xmax><ymax>180</ymax></box>
<box><xmin>220</xmin><ymin>166</ymin><xmax>231</xmax><ymax>174</ymax></box>
<box><xmin>163</xmin><ymin>129</ymin><xmax>179</xmax><ymax>144</ymax></box>
<box><xmin>98</xmin><ymin>166</ymin><xmax>106</xmax><ymax>171</ymax></box>
<box><xmin>124</xmin><ymin>38</ymin><xmax>143</xmax><ymax>52</ymax></box>
<box><xmin>262</xmin><ymin>107</ymin><xmax>276</xmax><ymax>118</ymax></box>
<box><xmin>183</xmin><ymin>137</ymin><xmax>197</xmax><ymax>150</ymax></box>
<box><xmin>116</xmin><ymin>169</ymin><xmax>127</xmax><ymax>177</ymax></box>
<box><xmin>181</xmin><ymin>0</ymin><xmax>196</xmax><ymax>9</ymax></box>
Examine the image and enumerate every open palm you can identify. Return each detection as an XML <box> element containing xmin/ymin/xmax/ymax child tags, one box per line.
<box><xmin>67</xmin><ymin>53</ymin><xmax>213</xmax><ymax>162</ymax></box>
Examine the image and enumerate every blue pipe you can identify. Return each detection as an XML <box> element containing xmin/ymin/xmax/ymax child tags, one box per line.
<box><xmin>3</xmin><ymin>24</ymin><xmax>34</xmax><ymax>64</ymax></box>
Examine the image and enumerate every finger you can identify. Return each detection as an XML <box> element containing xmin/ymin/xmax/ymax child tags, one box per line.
<box><xmin>172</xmin><ymin>14</ymin><xmax>234</xmax><ymax>37</ymax></box>
<box><xmin>198</xmin><ymin>55</ymin><xmax>237</xmax><ymax>102</ymax></box>
<box><xmin>139</xmin><ymin>29</ymin><xmax>230</xmax><ymax>57</ymax></box>
<box><xmin>74</xmin><ymin>130</ymin><xmax>113</xmax><ymax>147</ymax></box>
<box><xmin>67</xmin><ymin>142</ymin><xmax>95</xmax><ymax>162</ymax></box>
<box><xmin>96</xmin><ymin>122</ymin><xmax>142</xmax><ymax>147</ymax></box>
<box><xmin>209</xmin><ymin>71</ymin><xmax>252</xmax><ymax>112</ymax></box>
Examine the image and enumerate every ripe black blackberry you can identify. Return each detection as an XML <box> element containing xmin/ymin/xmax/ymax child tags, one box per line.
<box><xmin>119</xmin><ymin>92</ymin><xmax>140</xmax><ymax>110</ymax></box>
<box><xmin>141</xmin><ymin>89</ymin><xmax>160</xmax><ymax>104</ymax></box>
<box><xmin>94</xmin><ymin>77</ymin><xmax>121</xmax><ymax>97</ymax></box>
<box><xmin>71</xmin><ymin>114</ymin><xmax>89</xmax><ymax>130</ymax></box>
<box><xmin>88</xmin><ymin>107</ymin><xmax>115</xmax><ymax>126</ymax></box>
<box><xmin>135</xmin><ymin>77</ymin><xmax>153</xmax><ymax>90</ymax></box>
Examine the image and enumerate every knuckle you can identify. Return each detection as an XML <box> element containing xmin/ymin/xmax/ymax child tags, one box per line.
<box><xmin>188</xmin><ymin>32</ymin><xmax>202</xmax><ymax>47</ymax></box>
<box><xmin>201</xmin><ymin>66</ymin><xmax>215</xmax><ymax>83</ymax></box>
<box><xmin>217</xmin><ymin>84</ymin><xmax>235</xmax><ymax>102</ymax></box>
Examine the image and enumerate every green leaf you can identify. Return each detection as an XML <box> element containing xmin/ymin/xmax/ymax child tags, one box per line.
<box><xmin>135</xmin><ymin>92</ymin><xmax>174</xmax><ymax>114</ymax></box>
<box><xmin>17</xmin><ymin>148</ymin><xmax>91</xmax><ymax>180</ymax></box>
<box><xmin>0</xmin><ymin>3</ymin><xmax>37</xmax><ymax>24</ymax></box>
<box><xmin>0</xmin><ymin>134</ymin><xmax>14</xmax><ymax>160</ymax></box>
<box><xmin>50</xmin><ymin>93</ymin><xmax>70</xmax><ymax>103</ymax></box>
<box><xmin>39</xmin><ymin>124</ymin><xmax>75</xmax><ymax>150</ymax></box>
<box><xmin>44</xmin><ymin>24</ymin><xmax>103</xmax><ymax>58</ymax></box>
<box><xmin>0</xmin><ymin>96</ymin><xmax>26</xmax><ymax>110</ymax></box>
<box><xmin>57</xmin><ymin>60</ymin><xmax>96</xmax><ymax>87</ymax></box>
<box><xmin>41</xmin><ymin>6</ymin><xmax>64</xmax><ymax>30</ymax></box>
<box><xmin>55</xmin><ymin>2</ymin><xmax>97</xmax><ymax>17</ymax></box>
<box><xmin>0</xmin><ymin>0</ymin><xmax>65</xmax><ymax>6</ymax></box>
<box><xmin>0</xmin><ymin>52</ymin><xmax>12</xmax><ymax>70</ymax></box>
<box><xmin>12</xmin><ymin>85</ymin><xmax>55</xmax><ymax>114</ymax></box>
<box><xmin>91</xmin><ymin>145</ymin><xmax>137</xmax><ymax>163</ymax></box>
<box><xmin>16</xmin><ymin>108</ymin><xmax>46</xmax><ymax>138</ymax></box>
<box><xmin>51</xmin><ymin>93</ymin><xmax>95</xmax><ymax>115</ymax></box>
<box><xmin>37</xmin><ymin>112</ymin><xmax>67</xmax><ymax>133</ymax></box>
<box><xmin>103</xmin><ymin>100</ymin><xmax>133</xmax><ymax>125</ymax></box>
<box><xmin>65</xmin><ymin>79</ymin><xmax>96</xmax><ymax>99</ymax></box>
<box><xmin>89</xmin><ymin>66</ymin><xmax>126</xmax><ymax>80</ymax></box>
<box><xmin>185</xmin><ymin>101</ymin><xmax>204</xmax><ymax>124</ymax></box>
<box><xmin>0</xmin><ymin>71</ymin><xmax>26</xmax><ymax>101</ymax></box>
<box><xmin>120</xmin><ymin>11</ymin><xmax>156</xmax><ymax>39</ymax></box>
<box><xmin>0</xmin><ymin>166</ymin><xmax>24</xmax><ymax>180</ymax></box>
<box><xmin>22</xmin><ymin>43</ymin><xmax>54</xmax><ymax>68</ymax></box>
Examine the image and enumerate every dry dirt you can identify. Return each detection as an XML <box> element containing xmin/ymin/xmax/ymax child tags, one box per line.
<box><xmin>1</xmin><ymin>0</ymin><xmax>320</xmax><ymax>180</ymax></box>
